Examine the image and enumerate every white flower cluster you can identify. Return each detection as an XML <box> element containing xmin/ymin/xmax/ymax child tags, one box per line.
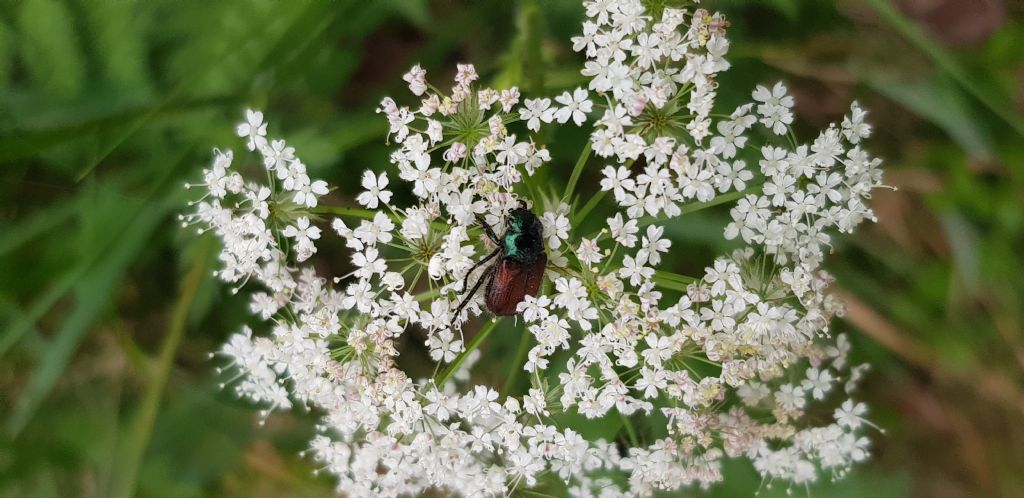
<box><xmin>184</xmin><ymin>1</ymin><xmax>887</xmax><ymax>496</ymax></box>
<box><xmin>182</xmin><ymin>108</ymin><xmax>331</xmax><ymax>288</ymax></box>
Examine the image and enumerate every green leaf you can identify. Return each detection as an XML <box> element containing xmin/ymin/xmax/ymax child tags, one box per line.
<box><xmin>79</xmin><ymin>0</ymin><xmax>151</xmax><ymax>90</ymax></box>
<box><xmin>385</xmin><ymin>0</ymin><xmax>431</xmax><ymax>29</ymax></box>
<box><xmin>0</xmin><ymin>19</ymin><xmax>13</xmax><ymax>90</ymax></box>
<box><xmin>0</xmin><ymin>254</ymin><xmax>86</xmax><ymax>358</ymax></box>
<box><xmin>4</xmin><ymin>143</ymin><xmax>191</xmax><ymax>436</ymax></box>
<box><xmin>5</xmin><ymin>195</ymin><xmax>173</xmax><ymax>436</ymax></box>
<box><xmin>16</xmin><ymin>0</ymin><xmax>86</xmax><ymax>98</ymax></box>
<box><xmin>863</xmin><ymin>0</ymin><xmax>1024</xmax><ymax>139</ymax></box>
<box><xmin>0</xmin><ymin>200</ymin><xmax>78</xmax><ymax>258</ymax></box>
<box><xmin>288</xmin><ymin>112</ymin><xmax>387</xmax><ymax>167</ymax></box>
<box><xmin>764</xmin><ymin>0</ymin><xmax>799</xmax><ymax>21</ymax></box>
<box><xmin>501</xmin><ymin>329</ymin><xmax>533</xmax><ymax>396</ymax></box>
<box><xmin>0</xmin><ymin>93</ymin><xmax>235</xmax><ymax>165</ymax></box>
<box><xmin>861</xmin><ymin>72</ymin><xmax>994</xmax><ymax>160</ymax></box>
<box><xmin>938</xmin><ymin>212</ymin><xmax>982</xmax><ymax>298</ymax></box>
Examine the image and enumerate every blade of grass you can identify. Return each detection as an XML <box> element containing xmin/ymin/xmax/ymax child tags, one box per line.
<box><xmin>69</xmin><ymin>0</ymin><xmax>347</xmax><ymax>181</ymax></box>
<box><xmin>4</xmin><ymin>142</ymin><xmax>192</xmax><ymax>436</ymax></box>
<box><xmin>675</xmin><ymin>185</ymin><xmax>757</xmax><ymax>217</ymax></box>
<box><xmin>0</xmin><ymin>299</ymin><xmax>46</xmax><ymax>358</ymax></box>
<box><xmin>5</xmin><ymin>195</ymin><xmax>174</xmax><ymax>436</ymax></box>
<box><xmin>620</xmin><ymin>412</ymin><xmax>640</xmax><ymax>447</ymax></box>
<box><xmin>0</xmin><ymin>148</ymin><xmax>197</xmax><ymax>359</ymax></box>
<box><xmin>520</xmin><ymin>0</ymin><xmax>545</xmax><ymax>95</ymax></box>
<box><xmin>863</xmin><ymin>0</ymin><xmax>1024</xmax><ymax>139</ymax></box>
<box><xmin>0</xmin><ymin>94</ymin><xmax>236</xmax><ymax>164</ymax></box>
<box><xmin>860</xmin><ymin>72</ymin><xmax>994</xmax><ymax>160</ymax></box>
<box><xmin>518</xmin><ymin>489</ymin><xmax>562</xmax><ymax>498</ymax></box>
<box><xmin>107</xmin><ymin>237</ymin><xmax>214</xmax><ymax>498</ymax></box>
<box><xmin>0</xmin><ymin>261</ymin><xmax>88</xmax><ymax>357</ymax></box>
<box><xmin>17</xmin><ymin>0</ymin><xmax>84</xmax><ymax>98</ymax></box>
<box><xmin>0</xmin><ymin>199</ymin><xmax>77</xmax><ymax>256</ymax></box>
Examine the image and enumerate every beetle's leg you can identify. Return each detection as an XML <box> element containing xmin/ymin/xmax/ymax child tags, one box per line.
<box><xmin>452</xmin><ymin>263</ymin><xmax>496</xmax><ymax>326</ymax></box>
<box><xmin>476</xmin><ymin>214</ymin><xmax>502</xmax><ymax>247</ymax></box>
<box><xmin>458</xmin><ymin>247</ymin><xmax>501</xmax><ymax>294</ymax></box>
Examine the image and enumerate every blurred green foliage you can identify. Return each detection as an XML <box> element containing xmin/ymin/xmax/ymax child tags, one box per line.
<box><xmin>0</xmin><ymin>0</ymin><xmax>1022</xmax><ymax>497</ymax></box>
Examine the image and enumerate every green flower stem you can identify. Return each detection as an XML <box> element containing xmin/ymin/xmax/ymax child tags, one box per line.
<box><xmin>434</xmin><ymin>319</ymin><xmax>499</xmax><ymax>387</ymax></box>
<box><xmin>653</xmin><ymin>270</ymin><xmax>697</xmax><ymax>291</ymax></box>
<box><xmin>310</xmin><ymin>204</ymin><xmax>382</xmax><ymax>220</ymax></box>
<box><xmin>414</xmin><ymin>287</ymin><xmax>440</xmax><ymax>302</ymax></box>
<box><xmin>620</xmin><ymin>412</ymin><xmax>640</xmax><ymax>447</ymax></box>
<box><xmin>573</xmin><ymin>190</ymin><xmax>606</xmax><ymax>224</ymax></box>
<box><xmin>587</xmin><ymin>184</ymin><xmax>760</xmax><ymax>241</ymax></box>
<box><xmin>501</xmin><ymin>329</ymin><xmax>533</xmax><ymax>396</ymax></box>
<box><xmin>310</xmin><ymin>204</ymin><xmax>448</xmax><ymax>231</ymax></box>
<box><xmin>562</xmin><ymin>141</ymin><xmax>592</xmax><ymax>204</ymax></box>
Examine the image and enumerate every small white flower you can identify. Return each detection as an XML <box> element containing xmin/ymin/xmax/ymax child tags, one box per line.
<box><xmin>541</xmin><ymin>211</ymin><xmax>570</xmax><ymax>249</ymax></box>
<box><xmin>443</xmin><ymin>142</ymin><xmax>468</xmax><ymax>163</ymax></box>
<box><xmin>835</xmin><ymin>399</ymin><xmax>868</xmax><ymax>429</ymax></box>
<box><xmin>607</xmin><ymin>213</ymin><xmax>638</xmax><ymax>247</ymax></box>
<box><xmin>524</xmin><ymin>388</ymin><xmax>549</xmax><ymax>416</ymax></box>
<box><xmin>282</xmin><ymin>216</ymin><xmax>320</xmax><ymax>261</ymax></box>
<box><xmin>236</xmin><ymin>109</ymin><xmax>268</xmax><ymax>151</ymax></box>
<box><xmin>554</xmin><ymin>87</ymin><xmax>593</xmax><ymax>126</ymax></box>
<box><xmin>292</xmin><ymin>178</ymin><xmax>328</xmax><ymax>208</ymax></box>
<box><xmin>576</xmin><ymin>238</ymin><xmax>603</xmax><ymax>267</ymax></box>
<box><xmin>499</xmin><ymin>87</ymin><xmax>521</xmax><ymax>113</ymax></box>
<box><xmin>520</xmin><ymin>98</ymin><xmax>554</xmax><ymax>132</ymax></box>
<box><xmin>356</xmin><ymin>170</ymin><xmax>393</xmax><ymax>209</ymax></box>
<box><xmin>260</xmin><ymin>139</ymin><xmax>294</xmax><ymax>171</ymax></box>
<box><xmin>776</xmin><ymin>384</ymin><xmax>806</xmax><ymax>412</ymax></box>
<box><xmin>637</xmin><ymin>225</ymin><xmax>670</xmax><ymax>266</ymax></box>
<box><xmin>428</xmin><ymin>329</ymin><xmax>463</xmax><ymax>363</ymax></box>
<box><xmin>802</xmin><ymin>367</ymin><xmax>835</xmax><ymax>400</ymax></box>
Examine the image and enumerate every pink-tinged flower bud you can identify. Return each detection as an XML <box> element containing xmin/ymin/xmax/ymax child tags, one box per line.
<box><xmin>377</xmin><ymin>97</ymin><xmax>399</xmax><ymax>116</ymax></box>
<box><xmin>443</xmin><ymin>142</ymin><xmax>467</xmax><ymax>163</ymax></box>
<box><xmin>626</xmin><ymin>93</ymin><xmax>647</xmax><ymax>116</ymax></box>
<box><xmin>402</xmin><ymin>64</ymin><xmax>427</xmax><ymax>96</ymax></box>
<box><xmin>420</xmin><ymin>94</ymin><xmax>439</xmax><ymax>116</ymax></box>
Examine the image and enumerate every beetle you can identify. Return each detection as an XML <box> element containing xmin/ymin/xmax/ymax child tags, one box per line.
<box><xmin>453</xmin><ymin>201</ymin><xmax>547</xmax><ymax>321</ymax></box>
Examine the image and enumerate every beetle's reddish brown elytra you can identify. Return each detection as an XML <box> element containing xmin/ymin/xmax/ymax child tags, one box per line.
<box><xmin>453</xmin><ymin>201</ymin><xmax>547</xmax><ymax>322</ymax></box>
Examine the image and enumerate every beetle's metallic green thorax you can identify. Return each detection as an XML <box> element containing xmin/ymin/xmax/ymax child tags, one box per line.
<box><xmin>502</xmin><ymin>208</ymin><xmax>544</xmax><ymax>263</ymax></box>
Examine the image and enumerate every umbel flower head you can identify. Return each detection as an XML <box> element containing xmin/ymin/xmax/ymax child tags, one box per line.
<box><xmin>182</xmin><ymin>1</ymin><xmax>887</xmax><ymax>496</ymax></box>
